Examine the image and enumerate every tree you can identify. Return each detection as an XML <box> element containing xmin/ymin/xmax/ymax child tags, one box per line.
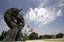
<box><xmin>28</xmin><ymin>32</ymin><xmax>38</xmax><ymax>40</ymax></box>
<box><xmin>56</xmin><ymin>33</ymin><xmax>64</xmax><ymax>38</ymax></box>
<box><xmin>39</xmin><ymin>35</ymin><xmax>51</xmax><ymax>39</ymax></box>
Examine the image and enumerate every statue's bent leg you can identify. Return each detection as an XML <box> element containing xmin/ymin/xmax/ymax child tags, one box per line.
<box><xmin>3</xmin><ymin>28</ymin><xmax>19</xmax><ymax>41</ymax></box>
<box><xmin>15</xmin><ymin>28</ymin><xmax>24</xmax><ymax>41</ymax></box>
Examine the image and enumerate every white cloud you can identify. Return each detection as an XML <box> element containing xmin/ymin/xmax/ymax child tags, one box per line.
<box><xmin>25</xmin><ymin>8</ymin><xmax>62</xmax><ymax>25</ymax></box>
<box><xmin>25</xmin><ymin>1</ymin><xmax>62</xmax><ymax>26</ymax></box>
<box><xmin>58</xmin><ymin>4</ymin><xmax>64</xmax><ymax>7</ymax></box>
<box><xmin>56</xmin><ymin>9</ymin><xmax>62</xmax><ymax>16</ymax></box>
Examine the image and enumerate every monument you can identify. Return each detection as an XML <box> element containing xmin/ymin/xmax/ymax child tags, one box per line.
<box><xmin>3</xmin><ymin>8</ymin><xmax>25</xmax><ymax>41</ymax></box>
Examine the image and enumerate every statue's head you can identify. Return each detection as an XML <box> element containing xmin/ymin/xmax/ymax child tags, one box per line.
<box><xmin>5</xmin><ymin>8</ymin><xmax>22</xmax><ymax>17</ymax></box>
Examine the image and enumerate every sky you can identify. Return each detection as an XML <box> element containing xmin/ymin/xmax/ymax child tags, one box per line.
<box><xmin>0</xmin><ymin>0</ymin><xmax>64</xmax><ymax>35</ymax></box>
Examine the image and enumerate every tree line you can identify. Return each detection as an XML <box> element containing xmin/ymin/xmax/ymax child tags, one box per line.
<box><xmin>0</xmin><ymin>31</ymin><xmax>64</xmax><ymax>41</ymax></box>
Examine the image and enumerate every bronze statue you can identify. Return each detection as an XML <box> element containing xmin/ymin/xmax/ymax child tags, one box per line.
<box><xmin>3</xmin><ymin>8</ymin><xmax>25</xmax><ymax>41</ymax></box>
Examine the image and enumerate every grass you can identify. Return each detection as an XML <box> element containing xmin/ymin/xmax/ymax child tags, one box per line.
<box><xmin>26</xmin><ymin>38</ymin><xmax>64</xmax><ymax>42</ymax></box>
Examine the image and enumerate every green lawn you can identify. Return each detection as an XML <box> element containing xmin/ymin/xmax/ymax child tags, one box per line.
<box><xmin>26</xmin><ymin>38</ymin><xmax>64</xmax><ymax>42</ymax></box>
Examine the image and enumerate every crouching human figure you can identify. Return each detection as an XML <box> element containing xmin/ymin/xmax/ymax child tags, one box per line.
<box><xmin>3</xmin><ymin>8</ymin><xmax>25</xmax><ymax>41</ymax></box>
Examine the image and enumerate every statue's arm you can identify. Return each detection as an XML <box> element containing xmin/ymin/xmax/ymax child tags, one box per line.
<box><xmin>19</xmin><ymin>14</ymin><xmax>25</xmax><ymax>27</ymax></box>
<box><xmin>6</xmin><ymin>14</ymin><xmax>18</xmax><ymax>28</ymax></box>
